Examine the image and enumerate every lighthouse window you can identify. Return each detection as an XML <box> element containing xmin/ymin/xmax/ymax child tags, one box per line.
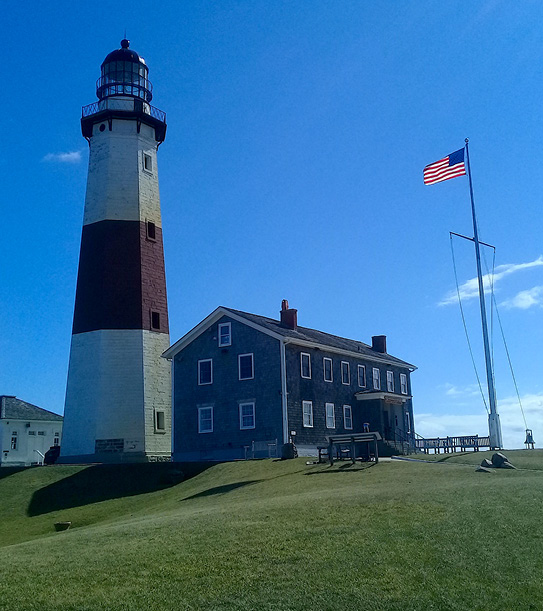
<box><xmin>146</xmin><ymin>221</ymin><xmax>156</xmax><ymax>241</ymax></box>
<box><xmin>150</xmin><ymin>310</ymin><xmax>161</xmax><ymax>330</ymax></box>
<box><xmin>143</xmin><ymin>153</ymin><xmax>153</xmax><ymax>172</ymax></box>
<box><xmin>155</xmin><ymin>410</ymin><xmax>166</xmax><ymax>432</ymax></box>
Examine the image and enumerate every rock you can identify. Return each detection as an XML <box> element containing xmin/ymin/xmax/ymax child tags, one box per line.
<box><xmin>480</xmin><ymin>459</ymin><xmax>493</xmax><ymax>468</ymax></box>
<box><xmin>476</xmin><ymin>466</ymin><xmax>495</xmax><ymax>473</ymax></box>
<box><xmin>500</xmin><ymin>461</ymin><xmax>516</xmax><ymax>470</ymax></box>
<box><xmin>491</xmin><ymin>452</ymin><xmax>508</xmax><ymax>468</ymax></box>
<box><xmin>281</xmin><ymin>443</ymin><xmax>297</xmax><ymax>460</ymax></box>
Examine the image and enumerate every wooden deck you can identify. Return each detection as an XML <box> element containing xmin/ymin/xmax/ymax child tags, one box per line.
<box><xmin>415</xmin><ymin>435</ymin><xmax>491</xmax><ymax>454</ymax></box>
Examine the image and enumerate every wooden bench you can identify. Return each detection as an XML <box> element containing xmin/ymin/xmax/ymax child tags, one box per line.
<box><xmin>326</xmin><ymin>432</ymin><xmax>382</xmax><ymax>465</ymax></box>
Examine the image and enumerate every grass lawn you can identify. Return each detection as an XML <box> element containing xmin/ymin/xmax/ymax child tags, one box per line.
<box><xmin>1</xmin><ymin>452</ymin><xmax>542</xmax><ymax>610</ymax></box>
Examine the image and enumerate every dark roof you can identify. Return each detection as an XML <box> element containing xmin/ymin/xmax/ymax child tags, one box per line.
<box><xmin>102</xmin><ymin>40</ymin><xmax>145</xmax><ymax>67</ymax></box>
<box><xmin>0</xmin><ymin>396</ymin><xmax>63</xmax><ymax>422</ymax></box>
<box><xmin>222</xmin><ymin>307</ymin><xmax>414</xmax><ymax>369</ymax></box>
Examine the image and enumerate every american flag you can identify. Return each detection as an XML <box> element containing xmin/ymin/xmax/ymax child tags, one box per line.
<box><xmin>423</xmin><ymin>148</ymin><xmax>466</xmax><ymax>185</ymax></box>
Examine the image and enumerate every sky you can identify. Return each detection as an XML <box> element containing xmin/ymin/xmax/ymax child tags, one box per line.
<box><xmin>2</xmin><ymin>1</ymin><xmax>543</xmax><ymax>449</ymax></box>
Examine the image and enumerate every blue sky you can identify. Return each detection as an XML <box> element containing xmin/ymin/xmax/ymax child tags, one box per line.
<box><xmin>2</xmin><ymin>1</ymin><xmax>543</xmax><ymax>448</ymax></box>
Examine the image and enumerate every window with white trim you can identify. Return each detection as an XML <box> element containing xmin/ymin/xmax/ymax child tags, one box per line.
<box><xmin>10</xmin><ymin>434</ymin><xmax>17</xmax><ymax>450</ymax></box>
<box><xmin>387</xmin><ymin>371</ymin><xmax>394</xmax><ymax>392</ymax></box>
<box><xmin>198</xmin><ymin>359</ymin><xmax>213</xmax><ymax>385</ymax></box>
<box><xmin>239</xmin><ymin>402</ymin><xmax>256</xmax><ymax>430</ymax></box>
<box><xmin>325</xmin><ymin>403</ymin><xmax>335</xmax><ymax>429</ymax></box>
<box><xmin>343</xmin><ymin>405</ymin><xmax>353</xmax><ymax>430</ymax></box>
<box><xmin>341</xmin><ymin>361</ymin><xmax>350</xmax><ymax>385</ymax></box>
<box><xmin>198</xmin><ymin>406</ymin><xmax>213</xmax><ymax>433</ymax></box>
<box><xmin>143</xmin><ymin>152</ymin><xmax>153</xmax><ymax>172</ymax></box>
<box><xmin>406</xmin><ymin>412</ymin><xmax>411</xmax><ymax>433</ymax></box>
<box><xmin>300</xmin><ymin>353</ymin><xmax>311</xmax><ymax>379</ymax></box>
<box><xmin>302</xmin><ymin>401</ymin><xmax>313</xmax><ymax>427</ymax></box>
<box><xmin>238</xmin><ymin>353</ymin><xmax>254</xmax><ymax>380</ymax></box>
<box><xmin>372</xmin><ymin>367</ymin><xmax>381</xmax><ymax>390</ymax></box>
<box><xmin>323</xmin><ymin>357</ymin><xmax>333</xmax><ymax>382</ymax></box>
<box><xmin>155</xmin><ymin>410</ymin><xmax>166</xmax><ymax>431</ymax></box>
<box><xmin>218</xmin><ymin>322</ymin><xmax>231</xmax><ymax>347</ymax></box>
<box><xmin>357</xmin><ymin>364</ymin><xmax>366</xmax><ymax>387</ymax></box>
<box><xmin>400</xmin><ymin>373</ymin><xmax>408</xmax><ymax>395</ymax></box>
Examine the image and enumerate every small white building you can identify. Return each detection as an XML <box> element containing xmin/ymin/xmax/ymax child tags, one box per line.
<box><xmin>0</xmin><ymin>396</ymin><xmax>63</xmax><ymax>466</ymax></box>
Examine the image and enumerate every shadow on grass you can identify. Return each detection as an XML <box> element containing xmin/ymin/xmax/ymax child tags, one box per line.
<box><xmin>304</xmin><ymin>462</ymin><xmax>377</xmax><ymax>475</ymax></box>
<box><xmin>0</xmin><ymin>466</ymin><xmax>28</xmax><ymax>481</ymax></box>
<box><xmin>27</xmin><ymin>462</ymin><xmax>215</xmax><ymax>517</ymax></box>
<box><xmin>181</xmin><ymin>480</ymin><xmax>262</xmax><ymax>501</ymax></box>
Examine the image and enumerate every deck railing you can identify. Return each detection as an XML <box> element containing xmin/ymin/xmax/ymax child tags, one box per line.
<box><xmin>415</xmin><ymin>435</ymin><xmax>491</xmax><ymax>454</ymax></box>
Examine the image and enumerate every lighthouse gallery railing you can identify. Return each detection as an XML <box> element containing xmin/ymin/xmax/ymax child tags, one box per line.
<box><xmin>82</xmin><ymin>99</ymin><xmax>166</xmax><ymax>123</ymax></box>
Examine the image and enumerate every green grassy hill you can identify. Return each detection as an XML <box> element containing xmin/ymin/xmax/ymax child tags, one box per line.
<box><xmin>1</xmin><ymin>451</ymin><xmax>542</xmax><ymax>611</ymax></box>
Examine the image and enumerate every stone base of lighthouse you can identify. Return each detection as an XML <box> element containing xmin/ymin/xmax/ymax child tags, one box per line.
<box><xmin>59</xmin><ymin>329</ymin><xmax>171</xmax><ymax>463</ymax></box>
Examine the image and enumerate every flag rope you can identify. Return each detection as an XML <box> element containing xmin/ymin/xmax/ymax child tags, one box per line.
<box><xmin>449</xmin><ymin>233</ymin><xmax>489</xmax><ymax>414</ymax></box>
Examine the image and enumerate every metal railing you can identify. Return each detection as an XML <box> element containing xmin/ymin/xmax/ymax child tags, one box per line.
<box><xmin>82</xmin><ymin>99</ymin><xmax>166</xmax><ymax>123</ymax></box>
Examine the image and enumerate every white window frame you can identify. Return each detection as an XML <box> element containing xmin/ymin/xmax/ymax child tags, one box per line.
<box><xmin>406</xmin><ymin>412</ymin><xmax>411</xmax><ymax>434</ymax></box>
<box><xmin>343</xmin><ymin>405</ymin><xmax>353</xmax><ymax>430</ymax></box>
<box><xmin>300</xmin><ymin>353</ymin><xmax>311</xmax><ymax>379</ymax></box>
<box><xmin>323</xmin><ymin>357</ymin><xmax>333</xmax><ymax>382</ymax></box>
<box><xmin>357</xmin><ymin>364</ymin><xmax>366</xmax><ymax>388</ymax></box>
<box><xmin>238</xmin><ymin>353</ymin><xmax>254</xmax><ymax>380</ymax></box>
<box><xmin>400</xmin><ymin>373</ymin><xmax>408</xmax><ymax>395</ymax></box>
<box><xmin>155</xmin><ymin>410</ymin><xmax>166</xmax><ymax>432</ymax></box>
<box><xmin>372</xmin><ymin>367</ymin><xmax>381</xmax><ymax>390</ymax></box>
<box><xmin>198</xmin><ymin>406</ymin><xmax>213</xmax><ymax>433</ymax></box>
<box><xmin>143</xmin><ymin>152</ymin><xmax>153</xmax><ymax>173</ymax></box>
<box><xmin>239</xmin><ymin>401</ymin><xmax>256</xmax><ymax>430</ymax></box>
<box><xmin>198</xmin><ymin>359</ymin><xmax>213</xmax><ymax>385</ymax></box>
<box><xmin>341</xmin><ymin>361</ymin><xmax>350</xmax><ymax>385</ymax></box>
<box><xmin>387</xmin><ymin>370</ymin><xmax>394</xmax><ymax>393</ymax></box>
<box><xmin>218</xmin><ymin>322</ymin><xmax>231</xmax><ymax>347</ymax></box>
<box><xmin>302</xmin><ymin>400</ymin><xmax>313</xmax><ymax>427</ymax></box>
<box><xmin>325</xmin><ymin>403</ymin><xmax>335</xmax><ymax>429</ymax></box>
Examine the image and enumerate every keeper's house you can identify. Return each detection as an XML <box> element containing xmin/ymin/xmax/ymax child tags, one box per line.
<box><xmin>1</xmin><ymin>396</ymin><xmax>63</xmax><ymax>466</ymax></box>
<box><xmin>163</xmin><ymin>301</ymin><xmax>416</xmax><ymax>461</ymax></box>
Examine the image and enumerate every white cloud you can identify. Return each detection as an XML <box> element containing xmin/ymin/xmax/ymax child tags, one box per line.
<box><xmin>442</xmin><ymin>383</ymin><xmax>480</xmax><ymax>397</ymax></box>
<box><xmin>42</xmin><ymin>151</ymin><xmax>82</xmax><ymax>164</ymax></box>
<box><xmin>415</xmin><ymin>392</ymin><xmax>543</xmax><ymax>450</ymax></box>
<box><xmin>439</xmin><ymin>256</ymin><xmax>543</xmax><ymax>306</ymax></box>
<box><xmin>500</xmin><ymin>286</ymin><xmax>543</xmax><ymax>310</ymax></box>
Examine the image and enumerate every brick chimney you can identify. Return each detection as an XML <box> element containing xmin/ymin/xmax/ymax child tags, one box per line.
<box><xmin>280</xmin><ymin>299</ymin><xmax>298</xmax><ymax>330</ymax></box>
<box><xmin>372</xmin><ymin>335</ymin><xmax>387</xmax><ymax>353</ymax></box>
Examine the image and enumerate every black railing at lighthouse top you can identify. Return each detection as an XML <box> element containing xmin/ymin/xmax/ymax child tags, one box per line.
<box><xmin>81</xmin><ymin>99</ymin><xmax>166</xmax><ymax>124</ymax></box>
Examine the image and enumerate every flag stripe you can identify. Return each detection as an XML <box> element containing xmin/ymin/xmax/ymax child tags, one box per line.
<box><xmin>423</xmin><ymin>149</ymin><xmax>466</xmax><ymax>185</ymax></box>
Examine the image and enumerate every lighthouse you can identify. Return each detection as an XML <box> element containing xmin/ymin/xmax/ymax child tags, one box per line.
<box><xmin>60</xmin><ymin>40</ymin><xmax>171</xmax><ymax>463</ymax></box>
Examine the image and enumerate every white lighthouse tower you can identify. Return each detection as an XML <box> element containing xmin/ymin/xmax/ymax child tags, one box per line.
<box><xmin>60</xmin><ymin>40</ymin><xmax>171</xmax><ymax>463</ymax></box>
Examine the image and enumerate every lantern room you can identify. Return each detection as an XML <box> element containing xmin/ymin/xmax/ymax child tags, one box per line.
<box><xmin>96</xmin><ymin>39</ymin><xmax>153</xmax><ymax>102</ymax></box>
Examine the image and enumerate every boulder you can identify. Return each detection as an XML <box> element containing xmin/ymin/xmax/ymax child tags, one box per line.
<box><xmin>476</xmin><ymin>466</ymin><xmax>495</xmax><ymax>473</ymax></box>
<box><xmin>480</xmin><ymin>459</ymin><xmax>493</xmax><ymax>468</ymax></box>
<box><xmin>500</xmin><ymin>461</ymin><xmax>516</xmax><ymax>470</ymax></box>
<box><xmin>491</xmin><ymin>452</ymin><xmax>508</xmax><ymax>468</ymax></box>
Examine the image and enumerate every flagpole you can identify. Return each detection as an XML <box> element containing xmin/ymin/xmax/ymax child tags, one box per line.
<box><xmin>464</xmin><ymin>138</ymin><xmax>503</xmax><ymax>449</ymax></box>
